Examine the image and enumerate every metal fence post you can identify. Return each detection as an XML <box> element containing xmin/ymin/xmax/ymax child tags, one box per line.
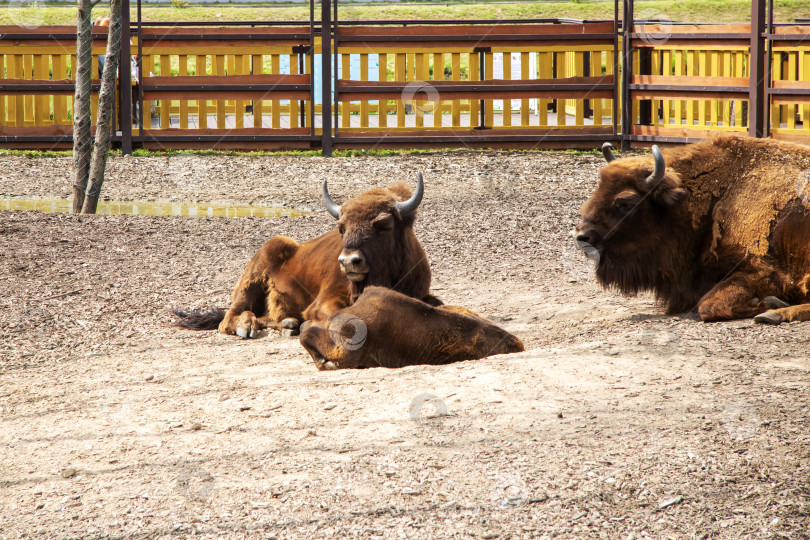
<box><xmin>321</xmin><ymin>0</ymin><xmax>332</xmax><ymax>156</ymax></box>
<box><xmin>749</xmin><ymin>0</ymin><xmax>767</xmax><ymax>138</ymax></box>
<box><xmin>119</xmin><ymin>0</ymin><xmax>132</xmax><ymax>154</ymax></box>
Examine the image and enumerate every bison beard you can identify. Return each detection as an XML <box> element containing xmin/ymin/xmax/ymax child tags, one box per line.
<box><xmin>172</xmin><ymin>175</ymin><xmax>441</xmax><ymax>338</ymax></box>
<box><xmin>299</xmin><ymin>286</ymin><xmax>525</xmax><ymax>370</ymax></box>
<box><xmin>575</xmin><ymin>135</ymin><xmax>810</xmax><ymax>324</ymax></box>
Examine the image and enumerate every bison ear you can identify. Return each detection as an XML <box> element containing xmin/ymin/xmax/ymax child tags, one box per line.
<box><xmin>656</xmin><ymin>187</ymin><xmax>689</xmax><ymax>208</ymax></box>
<box><xmin>372</xmin><ymin>212</ymin><xmax>395</xmax><ymax>231</ymax></box>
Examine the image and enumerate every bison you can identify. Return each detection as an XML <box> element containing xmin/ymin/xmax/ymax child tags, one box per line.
<box><xmin>299</xmin><ymin>286</ymin><xmax>525</xmax><ymax>370</ymax></box>
<box><xmin>574</xmin><ymin>135</ymin><xmax>810</xmax><ymax>324</ymax></box>
<box><xmin>173</xmin><ymin>173</ymin><xmax>441</xmax><ymax>337</ymax></box>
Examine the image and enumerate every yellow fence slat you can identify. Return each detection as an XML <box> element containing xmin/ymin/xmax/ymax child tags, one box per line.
<box><xmin>469</xmin><ymin>51</ymin><xmax>479</xmax><ymax>128</ymax></box>
<box><xmin>485</xmin><ymin>52</ymin><xmax>493</xmax><ymax>127</ymax></box>
<box><xmin>0</xmin><ymin>55</ymin><xmax>6</xmax><ymax>126</ymax></box>
<box><xmin>502</xmin><ymin>52</ymin><xmax>511</xmax><ymax>127</ymax></box>
<box><xmin>803</xmin><ymin>51</ymin><xmax>810</xmax><ymax>131</ymax></box>
<box><xmin>432</xmin><ymin>52</ymin><xmax>443</xmax><ymax>129</ymax></box>
<box><xmin>252</xmin><ymin>54</ymin><xmax>263</xmax><ymax>129</ymax></box>
<box><xmin>395</xmin><ymin>53</ymin><xmax>405</xmax><ymax>128</ymax></box>
<box><xmin>520</xmin><ymin>52</ymin><xmax>530</xmax><ymax>127</ymax></box>
<box><xmin>215</xmin><ymin>54</ymin><xmax>225</xmax><ymax>129</ymax></box>
<box><xmin>196</xmin><ymin>55</ymin><xmax>206</xmax><ymax>129</ymax></box>
<box><xmin>556</xmin><ymin>51</ymin><xmax>566</xmax><ymax>127</ymax></box>
<box><xmin>159</xmin><ymin>54</ymin><xmax>170</xmax><ymax>129</ymax></box>
<box><xmin>271</xmin><ymin>54</ymin><xmax>281</xmax><ymax>129</ymax></box>
<box><xmin>378</xmin><ymin>53</ymin><xmax>387</xmax><ymax>128</ymax></box>
<box><xmin>341</xmin><ymin>54</ymin><xmax>351</xmax><ymax>129</ymax></box>
<box><xmin>451</xmin><ymin>52</ymin><xmax>461</xmax><ymax>127</ymax></box>
<box><xmin>14</xmin><ymin>55</ymin><xmax>24</xmax><ymax>126</ymax></box>
<box><xmin>289</xmin><ymin>53</ymin><xmax>298</xmax><ymax>129</ymax></box>
<box><xmin>178</xmin><ymin>55</ymin><xmax>189</xmax><ymax>129</ymax></box>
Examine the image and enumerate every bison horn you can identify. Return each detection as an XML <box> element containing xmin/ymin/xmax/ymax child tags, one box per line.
<box><xmin>394</xmin><ymin>172</ymin><xmax>424</xmax><ymax>217</ymax></box>
<box><xmin>322</xmin><ymin>179</ymin><xmax>341</xmax><ymax>219</ymax></box>
<box><xmin>601</xmin><ymin>142</ymin><xmax>617</xmax><ymax>162</ymax></box>
<box><xmin>644</xmin><ymin>145</ymin><xmax>666</xmax><ymax>188</ymax></box>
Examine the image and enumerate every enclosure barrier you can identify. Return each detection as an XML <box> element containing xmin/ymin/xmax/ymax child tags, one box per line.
<box><xmin>1</xmin><ymin>0</ymin><xmax>810</xmax><ymax>153</ymax></box>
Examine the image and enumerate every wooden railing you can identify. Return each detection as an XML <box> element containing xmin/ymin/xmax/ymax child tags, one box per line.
<box><xmin>1</xmin><ymin>11</ymin><xmax>810</xmax><ymax>152</ymax></box>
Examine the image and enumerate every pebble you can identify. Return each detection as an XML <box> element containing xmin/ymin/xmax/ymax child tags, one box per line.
<box><xmin>323</xmin><ymin>403</ymin><xmax>337</xmax><ymax>411</ymax></box>
<box><xmin>61</xmin><ymin>468</ymin><xmax>77</xmax><ymax>479</ymax></box>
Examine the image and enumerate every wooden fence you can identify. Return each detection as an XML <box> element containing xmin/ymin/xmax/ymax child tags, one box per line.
<box><xmin>1</xmin><ymin>0</ymin><xmax>809</xmax><ymax>153</ymax></box>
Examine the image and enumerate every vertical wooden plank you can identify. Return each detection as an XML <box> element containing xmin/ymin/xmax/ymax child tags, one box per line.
<box><xmin>685</xmin><ymin>50</ymin><xmax>695</xmax><ymax>127</ymax></box>
<box><xmin>469</xmin><ymin>52</ymin><xmax>479</xmax><ymax>129</ymax></box>
<box><xmin>556</xmin><ymin>51</ymin><xmax>566</xmax><ymax>126</ymax></box>
<box><xmin>520</xmin><ymin>52</ymin><xmax>530</xmax><ymax>127</ymax></box>
<box><xmin>179</xmin><ymin>55</ymin><xmax>188</xmax><ymax>130</ymax></box>
<box><xmin>574</xmin><ymin>51</ymin><xmax>584</xmax><ymax>127</ymax></box>
<box><xmin>214</xmin><ymin>54</ymin><xmax>225</xmax><ymax>129</ymax></box>
<box><xmin>54</xmin><ymin>54</ymin><xmax>68</xmax><ymax>126</ymax></box>
<box><xmin>451</xmin><ymin>53</ymin><xmax>461</xmax><ymax>128</ymax></box>
<box><xmin>661</xmin><ymin>50</ymin><xmax>671</xmax><ymax>125</ymax></box>
<box><xmin>710</xmin><ymin>51</ymin><xmax>719</xmax><ymax>126</ymax></box>
<box><xmin>803</xmin><ymin>50</ymin><xmax>810</xmax><ymax>132</ymax></box>
<box><xmin>196</xmin><ymin>54</ymin><xmax>207</xmax><ymax>129</ymax></box>
<box><xmin>0</xmin><ymin>55</ymin><xmax>7</xmax><ymax>126</ymax></box>
<box><xmin>396</xmin><ymin>53</ymin><xmax>405</xmax><ymax>128</ymax></box>
<box><xmin>724</xmin><ymin>52</ymin><xmax>733</xmax><ymax>127</ymax></box>
<box><xmin>735</xmin><ymin>52</ymin><xmax>745</xmax><ymax>128</ymax></box>
<box><xmin>673</xmin><ymin>50</ymin><xmax>684</xmax><ymax>126</ymax></box>
<box><xmin>234</xmin><ymin>55</ymin><xmax>245</xmax><ymax>130</ymax></box>
<box><xmin>252</xmin><ymin>54</ymin><xmax>263</xmax><ymax>129</ymax></box>
<box><xmin>592</xmin><ymin>50</ymin><xmax>603</xmax><ymax>126</ymax></box>
<box><xmin>360</xmin><ymin>53</ymin><xmax>370</xmax><ymax>128</ymax></box>
<box><xmin>378</xmin><ymin>53</ymin><xmax>387</xmax><ymax>128</ymax></box>
<box><xmin>698</xmin><ymin>50</ymin><xmax>707</xmax><ymax>127</ymax></box>
<box><xmin>502</xmin><ymin>52</ymin><xmax>511</xmax><ymax>127</ymax></box>
<box><xmin>413</xmin><ymin>53</ymin><xmax>424</xmax><ymax>128</ymax></box>
<box><xmin>23</xmin><ymin>54</ymin><xmax>34</xmax><ymax>126</ymax></box>
<box><xmin>341</xmin><ymin>53</ymin><xmax>351</xmax><ymax>129</ymax></box>
<box><xmin>786</xmin><ymin>52</ymin><xmax>796</xmax><ymax>130</ymax></box>
<box><xmin>14</xmin><ymin>55</ymin><xmax>24</xmax><ymax>126</ymax></box>
<box><xmin>289</xmin><ymin>53</ymin><xmax>298</xmax><ymax>129</ymax></box>
<box><xmin>159</xmin><ymin>54</ymin><xmax>171</xmax><ymax>129</ymax></box>
<box><xmin>432</xmin><ymin>52</ymin><xmax>443</xmax><ymax>128</ymax></box>
<box><xmin>538</xmin><ymin>51</ymin><xmax>551</xmax><ymax>127</ymax></box>
<box><xmin>271</xmin><ymin>54</ymin><xmax>281</xmax><ymax>129</ymax></box>
<box><xmin>227</xmin><ymin>55</ymin><xmax>236</xmax><ymax>116</ymax></box>
<box><xmin>485</xmin><ymin>52</ymin><xmax>493</xmax><ymax>128</ymax></box>
<box><xmin>33</xmin><ymin>55</ymin><xmax>47</xmax><ymax>126</ymax></box>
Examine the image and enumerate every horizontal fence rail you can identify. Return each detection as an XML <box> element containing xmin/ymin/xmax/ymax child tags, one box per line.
<box><xmin>1</xmin><ymin>0</ymin><xmax>809</xmax><ymax>152</ymax></box>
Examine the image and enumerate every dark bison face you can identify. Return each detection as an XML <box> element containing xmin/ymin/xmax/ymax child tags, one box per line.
<box><xmin>322</xmin><ymin>173</ymin><xmax>423</xmax><ymax>286</ymax></box>
<box><xmin>574</xmin><ymin>144</ymin><xmax>689</xmax><ymax>291</ymax></box>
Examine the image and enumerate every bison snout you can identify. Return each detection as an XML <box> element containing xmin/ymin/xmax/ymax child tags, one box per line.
<box><xmin>572</xmin><ymin>227</ymin><xmax>602</xmax><ymax>260</ymax></box>
<box><xmin>338</xmin><ymin>250</ymin><xmax>369</xmax><ymax>281</ymax></box>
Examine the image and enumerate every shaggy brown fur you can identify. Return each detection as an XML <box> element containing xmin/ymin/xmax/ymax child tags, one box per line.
<box><xmin>172</xmin><ymin>182</ymin><xmax>441</xmax><ymax>337</ymax></box>
<box><xmin>575</xmin><ymin>135</ymin><xmax>810</xmax><ymax>323</ymax></box>
<box><xmin>299</xmin><ymin>287</ymin><xmax>525</xmax><ymax>370</ymax></box>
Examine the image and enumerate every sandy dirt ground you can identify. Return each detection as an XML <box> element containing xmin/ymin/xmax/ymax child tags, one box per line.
<box><xmin>0</xmin><ymin>151</ymin><xmax>808</xmax><ymax>539</ymax></box>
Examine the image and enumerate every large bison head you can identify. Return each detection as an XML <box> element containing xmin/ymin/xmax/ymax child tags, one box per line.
<box><xmin>322</xmin><ymin>173</ymin><xmax>425</xmax><ymax>295</ymax></box>
<box><xmin>574</xmin><ymin>143</ymin><xmax>691</xmax><ymax>297</ymax></box>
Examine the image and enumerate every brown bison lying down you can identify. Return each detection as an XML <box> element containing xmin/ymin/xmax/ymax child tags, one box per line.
<box><xmin>172</xmin><ymin>174</ymin><xmax>441</xmax><ymax>337</ymax></box>
<box><xmin>299</xmin><ymin>287</ymin><xmax>525</xmax><ymax>370</ymax></box>
<box><xmin>575</xmin><ymin>135</ymin><xmax>810</xmax><ymax>324</ymax></box>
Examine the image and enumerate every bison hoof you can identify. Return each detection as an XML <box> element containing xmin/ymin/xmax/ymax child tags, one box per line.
<box><xmin>280</xmin><ymin>328</ymin><xmax>299</xmax><ymax>338</ymax></box>
<box><xmin>236</xmin><ymin>327</ymin><xmax>258</xmax><ymax>339</ymax></box>
<box><xmin>754</xmin><ymin>310</ymin><xmax>783</xmax><ymax>325</ymax></box>
<box><xmin>762</xmin><ymin>296</ymin><xmax>790</xmax><ymax>309</ymax></box>
<box><xmin>320</xmin><ymin>359</ymin><xmax>338</xmax><ymax>370</ymax></box>
<box><xmin>281</xmin><ymin>317</ymin><xmax>299</xmax><ymax>330</ymax></box>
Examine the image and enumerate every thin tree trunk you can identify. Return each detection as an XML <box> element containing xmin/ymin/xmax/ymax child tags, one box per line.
<box><xmin>82</xmin><ymin>0</ymin><xmax>122</xmax><ymax>214</ymax></box>
<box><xmin>71</xmin><ymin>0</ymin><xmax>94</xmax><ymax>213</ymax></box>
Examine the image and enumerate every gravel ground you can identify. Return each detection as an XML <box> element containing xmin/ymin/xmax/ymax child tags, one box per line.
<box><xmin>0</xmin><ymin>151</ymin><xmax>808</xmax><ymax>539</ymax></box>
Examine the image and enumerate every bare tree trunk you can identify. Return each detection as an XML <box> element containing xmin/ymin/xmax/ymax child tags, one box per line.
<box><xmin>71</xmin><ymin>0</ymin><xmax>94</xmax><ymax>213</ymax></box>
<box><xmin>82</xmin><ymin>0</ymin><xmax>122</xmax><ymax>214</ymax></box>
